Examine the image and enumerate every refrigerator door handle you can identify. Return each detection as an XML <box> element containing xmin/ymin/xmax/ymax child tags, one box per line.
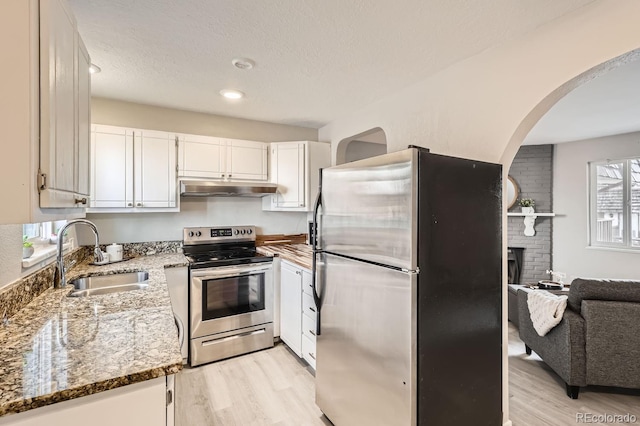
<box><xmin>312</xmin><ymin>168</ymin><xmax>323</xmax><ymax>335</ymax></box>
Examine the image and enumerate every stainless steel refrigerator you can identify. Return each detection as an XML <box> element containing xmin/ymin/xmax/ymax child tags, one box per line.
<box><xmin>311</xmin><ymin>147</ymin><xmax>502</xmax><ymax>425</ymax></box>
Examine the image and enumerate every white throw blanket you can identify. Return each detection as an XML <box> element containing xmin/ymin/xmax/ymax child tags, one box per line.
<box><xmin>527</xmin><ymin>290</ymin><xmax>568</xmax><ymax>336</ymax></box>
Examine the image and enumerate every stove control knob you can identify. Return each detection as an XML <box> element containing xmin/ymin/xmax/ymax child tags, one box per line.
<box><xmin>240</xmin><ymin>229</ymin><xmax>246</xmax><ymax>235</ymax></box>
<box><xmin>234</xmin><ymin>229</ymin><xmax>240</xmax><ymax>235</ymax></box>
<box><xmin>247</xmin><ymin>229</ymin><xmax>253</xmax><ymax>235</ymax></box>
<box><xmin>196</xmin><ymin>231</ymin><xmax>202</xmax><ymax>237</ymax></box>
<box><xmin>188</xmin><ymin>231</ymin><xmax>194</xmax><ymax>238</ymax></box>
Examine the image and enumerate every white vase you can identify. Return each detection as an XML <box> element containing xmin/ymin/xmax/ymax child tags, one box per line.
<box><xmin>22</xmin><ymin>246</ymin><xmax>34</xmax><ymax>259</ymax></box>
<box><xmin>521</xmin><ymin>206</ymin><xmax>534</xmax><ymax>214</ymax></box>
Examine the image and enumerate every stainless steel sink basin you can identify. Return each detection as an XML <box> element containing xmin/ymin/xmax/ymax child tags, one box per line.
<box><xmin>68</xmin><ymin>271</ymin><xmax>149</xmax><ymax>297</ymax></box>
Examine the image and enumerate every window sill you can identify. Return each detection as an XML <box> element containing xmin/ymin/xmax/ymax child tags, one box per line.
<box><xmin>586</xmin><ymin>245</ymin><xmax>640</xmax><ymax>254</ymax></box>
<box><xmin>22</xmin><ymin>241</ymin><xmax>73</xmax><ymax>268</ymax></box>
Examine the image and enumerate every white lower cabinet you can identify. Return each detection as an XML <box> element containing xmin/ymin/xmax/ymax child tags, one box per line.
<box><xmin>0</xmin><ymin>376</ymin><xmax>174</xmax><ymax>426</ymax></box>
<box><xmin>279</xmin><ymin>260</ymin><xmax>317</xmax><ymax>369</ymax></box>
<box><xmin>280</xmin><ymin>260</ymin><xmax>302</xmax><ymax>357</ymax></box>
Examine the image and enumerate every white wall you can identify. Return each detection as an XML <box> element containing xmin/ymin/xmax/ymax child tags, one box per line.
<box><xmin>553</xmin><ymin>132</ymin><xmax>640</xmax><ymax>281</ymax></box>
<box><xmin>0</xmin><ymin>225</ymin><xmax>24</xmax><ymax>289</ymax></box>
<box><xmin>92</xmin><ymin>98</ymin><xmax>318</xmax><ymax>142</ymax></box>
<box><xmin>82</xmin><ymin>198</ymin><xmax>309</xmax><ymax>244</ymax></box>
<box><xmin>344</xmin><ymin>141</ymin><xmax>387</xmax><ymax>163</ymax></box>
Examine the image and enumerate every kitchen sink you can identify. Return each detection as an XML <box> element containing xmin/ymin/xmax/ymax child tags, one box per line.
<box><xmin>68</xmin><ymin>271</ymin><xmax>150</xmax><ymax>297</ymax></box>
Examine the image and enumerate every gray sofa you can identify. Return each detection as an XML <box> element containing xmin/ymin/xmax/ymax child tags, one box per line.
<box><xmin>517</xmin><ymin>278</ymin><xmax>640</xmax><ymax>398</ymax></box>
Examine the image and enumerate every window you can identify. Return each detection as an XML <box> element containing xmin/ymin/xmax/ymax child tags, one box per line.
<box><xmin>21</xmin><ymin>220</ymin><xmax>69</xmax><ymax>267</ymax></box>
<box><xmin>589</xmin><ymin>158</ymin><xmax>640</xmax><ymax>250</ymax></box>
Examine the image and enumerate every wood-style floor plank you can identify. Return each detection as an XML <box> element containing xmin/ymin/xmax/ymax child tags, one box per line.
<box><xmin>176</xmin><ymin>344</ymin><xmax>329</xmax><ymax>426</ymax></box>
<box><xmin>177</xmin><ymin>329</ymin><xmax>640</xmax><ymax>425</ymax></box>
<box><xmin>508</xmin><ymin>323</ymin><xmax>640</xmax><ymax>426</ymax></box>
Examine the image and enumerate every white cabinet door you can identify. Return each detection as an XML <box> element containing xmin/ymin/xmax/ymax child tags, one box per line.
<box><xmin>280</xmin><ymin>261</ymin><xmax>302</xmax><ymax>357</ymax></box>
<box><xmin>0</xmin><ymin>376</ymin><xmax>169</xmax><ymax>426</ymax></box>
<box><xmin>263</xmin><ymin>141</ymin><xmax>330</xmax><ymax>212</ymax></box>
<box><xmin>272</xmin><ymin>142</ymin><xmax>305</xmax><ymax>208</ymax></box>
<box><xmin>90</xmin><ymin>126</ymin><xmax>177</xmax><ymax>212</ymax></box>
<box><xmin>39</xmin><ymin>0</ymin><xmax>78</xmax><ymax>206</ymax></box>
<box><xmin>178</xmin><ymin>134</ymin><xmax>225</xmax><ymax>179</ymax></box>
<box><xmin>135</xmin><ymin>130</ymin><xmax>177</xmax><ymax>208</ymax></box>
<box><xmin>90</xmin><ymin>125</ymin><xmax>134</xmax><ymax>208</ymax></box>
<box><xmin>76</xmin><ymin>38</ymin><xmax>91</xmax><ymax>198</ymax></box>
<box><xmin>226</xmin><ymin>139</ymin><xmax>268</xmax><ymax>181</ymax></box>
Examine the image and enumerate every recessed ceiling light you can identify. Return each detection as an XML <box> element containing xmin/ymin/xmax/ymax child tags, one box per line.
<box><xmin>89</xmin><ymin>64</ymin><xmax>101</xmax><ymax>74</ymax></box>
<box><xmin>220</xmin><ymin>89</ymin><xmax>245</xmax><ymax>99</ymax></box>
<box><xmin>232</xmin><ymin>58</ymin><xmax>255</xmax><ymax>70</ymax></box>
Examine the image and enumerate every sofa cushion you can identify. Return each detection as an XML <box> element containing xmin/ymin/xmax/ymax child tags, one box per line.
<box><xmin>568</xmin><ymin>279</ymin><xmax>640</xmax><ymax>313</ymax></box>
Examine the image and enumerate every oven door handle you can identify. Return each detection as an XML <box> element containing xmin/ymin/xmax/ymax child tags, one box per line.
<box><xmin>190</xmin><ymin>263</ymin><xmax>272</xmax><ymax>280</ymax></box>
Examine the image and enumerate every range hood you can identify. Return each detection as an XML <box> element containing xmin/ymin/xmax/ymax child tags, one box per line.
<box><xmin>180</xmin><ymin>180</ymin><xmax>278</xmax><ymax>197</ymax></box>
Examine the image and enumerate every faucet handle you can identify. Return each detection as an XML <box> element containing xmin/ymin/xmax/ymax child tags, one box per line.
<box><xmin>94</xmin><ymin>247</ymin><xmax>104</xmax><ymax>263</ymax></box>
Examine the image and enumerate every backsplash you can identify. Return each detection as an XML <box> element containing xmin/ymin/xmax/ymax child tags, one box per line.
<box><xmin>0</xmin><ymin>241</ymin><xmax>182</xmax><ymax>322</ymax></box>
<box><xmin>0</xmin><ymin>248</ymin><xmax>86</xmax><ymax>322</ymax></box>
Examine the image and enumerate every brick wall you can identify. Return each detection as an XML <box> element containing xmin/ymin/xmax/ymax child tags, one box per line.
<box><xmin>508</xmin><ymin>145</ymin><xmax>553</xmax><ymax>284</ymax></box>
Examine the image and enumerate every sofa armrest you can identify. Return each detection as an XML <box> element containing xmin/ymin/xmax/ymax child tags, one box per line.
<box><xmin>517</xmin><ymin>289</ymin><xmax>586</xmax><ymax>386</ymax></box>
<box><xmin>582</xmin><ymin>300</ymin><xmax>640</xmax><ymax>388</ymax></box>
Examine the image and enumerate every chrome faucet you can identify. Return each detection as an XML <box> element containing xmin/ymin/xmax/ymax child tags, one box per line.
<box><xmin>55</xmin><ymin>219</ymin><xmax>104</xmax><ymax>288</ymax></box>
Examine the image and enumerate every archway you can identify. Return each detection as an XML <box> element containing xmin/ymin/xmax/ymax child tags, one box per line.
<box><xmin>335</xmin><ymin>127</ymin><xmax>387</xmax><ymax>165</ymax></box>
<box><xmin>502</xmin><ymin>49</ymin><xmax>640</xmax><ymax>425</ymax></box>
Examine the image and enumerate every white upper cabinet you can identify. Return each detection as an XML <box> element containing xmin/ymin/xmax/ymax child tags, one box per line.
<box><xmin>0</xmin><ymin>0</ymin><xmax>91</xmax><ymax>224</ymax></box>
<box><xmin>177</xmin><ymin>134</ymin><xmax>224</xmax><ymax>179</ymax></box>
<box><xmin>178</xmin><ymin>135</ymin><xmax>268</xmax><ymax>181</ymax></box>
<box><xmin>135</xmin><ymin>129</ymin><xmax>177</xmax><ymax>208</ymax></box>
<box><xmin>263</xmin><ymin>141</ymin><xmax>331</xmax><ymax>212</ymax></box>
<box><xmin>91</xmin><ymin>126</ymin><xmax>134</xmax><ymax>208</ymax></box>
<box><xmin>39</xmin><ymin>0</ymin><xmax>91</xmax><ymax>209</ymax></box>
<box><xmin>90</xmin><ymin>125</ymin><xmax>177</xmax><ymax>212</ymax></box>
<box><xmin>225</xmin><ymin>139</ymin><xmax>268</xmax><ymax>181</ymax></box>
<box><xmin>76</xmin><ymin>38</ymin><xmax>91</xmax><ymax>198</ymax></box>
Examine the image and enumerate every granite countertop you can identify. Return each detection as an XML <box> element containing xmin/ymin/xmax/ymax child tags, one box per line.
<box><xmin>0</xmin><ymin>253</ymin><xmax>188</xmax><ymax>418</ymax></box>
<box><xmin>257</xmin><ymin>244</ymin><xmax>313</xmax><ymax>270</ymax></box>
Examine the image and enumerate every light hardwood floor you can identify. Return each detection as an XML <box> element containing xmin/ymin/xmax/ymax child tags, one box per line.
<box><xmin>176</xmin><ymin>344</ymin><xmax>331</xmax><ymax>426</ymax></box>
<box><xmin>508</xmin><ymin>323</ymin><xmax>640</xmax><ymax>426</ymax></box>
<box><xmin>176</xmin><ymin>329</ymin><xmax>640</xmax><ymax>425</ymax></box>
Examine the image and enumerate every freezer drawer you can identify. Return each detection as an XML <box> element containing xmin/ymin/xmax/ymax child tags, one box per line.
<box><xmin>316</xmin><ymin>252</ymin><xmax>417</xmax><ymax>426</ymax></box>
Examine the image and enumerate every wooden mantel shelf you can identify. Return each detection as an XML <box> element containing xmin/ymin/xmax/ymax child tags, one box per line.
<box><xmin>507</xmin><ymin>212</ymin><xmax>556</xmax><ymax>217</ymax></box>
<box><xmin>507</xmin><ymin>212</ymin><xmax>556</xmax><ymax>236</ymax></box>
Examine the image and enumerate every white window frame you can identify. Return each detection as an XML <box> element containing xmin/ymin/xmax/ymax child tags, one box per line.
<box><xmin>589</xmin><ymin>157</ymin><xmax>639</xmax><ymax>251</ymax></box>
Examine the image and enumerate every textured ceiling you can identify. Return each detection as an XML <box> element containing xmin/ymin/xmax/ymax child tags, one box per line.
<box><xmin>524</xmin><ymin>57</ymin><xmax>640</xmax><ymax>145</ymax></box>
<box><xmin>68</xmin><ymin>0</ymin><xmax>594</xmax><ymax>128</ymax></box>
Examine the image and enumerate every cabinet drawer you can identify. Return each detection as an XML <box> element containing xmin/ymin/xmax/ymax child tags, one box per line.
<box><xmin>302</xmin><ymin>292</ymin><xmax>317</xmax><ymax>320</ymax></box>
<box><xmin>302</xmin><ymin>269</ymin><xmax>313</xmax><ymax>296</ymax></box>
<box><xmin>302</xmin><ymin>311</ymin><xmax>317</xmax><ymax>342</ymax></box>
<box><xmin>302</xmin><ymin>334</ymin><xmax>316</xmax><ymax>370</ymax></box>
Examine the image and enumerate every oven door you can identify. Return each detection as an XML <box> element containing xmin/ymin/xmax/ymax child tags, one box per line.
<box><xmin>190</xmin><ymin>262</ymin><xmax>273</xmax><ymax>339</ymax></box>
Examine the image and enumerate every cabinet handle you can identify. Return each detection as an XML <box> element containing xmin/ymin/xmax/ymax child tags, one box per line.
<box><xmin>136</xmin><ymin>202</ymin><xmax>142</xmax><ymax>207</ymax></box>
<box><xmin>308</xmin><ymin>352</ymin><xmax>316</xmax><ymax>360</ymax></box>
<box><xmin>309</xmin><ymin>329</ymin><xmax>316</xmax><ymax>336</ymax></box>
<box><xmin>127</xmin><ymin>203</ymin><xmax>133</xmax><ymax>207</ymax></box>
<box><xmin>308</xmin><ymin>306</ymin><xmax>316</xmax><ymax>313</ymax></box>
<box><xmin>296</xmin><ymin>271</ymin><xmax>301</xmax><ymax>275</ymax></box>
<box><xmin>229</xmin><ymin>174</ymin><xmax>232</xmax><ymax>178</ymax></box>
<box><xmin>222</xmin><ymin>174</ymin><xmax>226</xmax><ymax>178</ymax></box>
<box><xmin>299</xmin><ymin>204</ymin><xmax>304</xmax><ymax>207</ymax></box>
<box><xmin>74</xmin><ymin>197</ymin><xmax>87</xmax><ymax>205</ymax></box>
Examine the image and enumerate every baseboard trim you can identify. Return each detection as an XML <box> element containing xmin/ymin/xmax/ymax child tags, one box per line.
<box><xmin>503</xmin><ymin>420</ymin><xmax>513</xmax><ymax>426</ymax></box>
